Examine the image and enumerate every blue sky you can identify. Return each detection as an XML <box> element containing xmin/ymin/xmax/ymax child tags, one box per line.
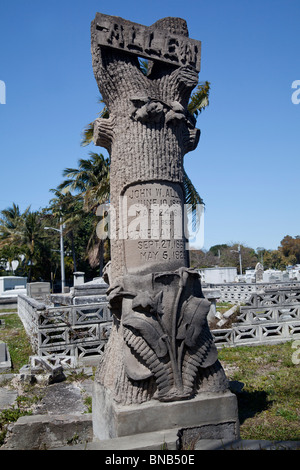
<box><xmin>0</xmin><ymin>0</ymin><xmax>299</xmax><ymax>251</ymax></box>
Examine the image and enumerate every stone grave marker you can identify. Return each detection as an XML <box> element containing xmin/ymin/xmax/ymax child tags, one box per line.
<box><xmin>0</xmin><ymin>342</ymin><xmax>11</xmax><ymax>372</ymax></box>
<box><xmin>90</xmin><ymin>13</ymin><xmax>239</xmax><ymax>442</ymax></box>
<box><xmin>27</xmin><ymin>282</ymin><xmax>51</xmax><ymax>301</ymax></box>
<box><xmin>255</xmin><ymin>262</ymin><xmax>264</xmax><ymax>282</ymax></box>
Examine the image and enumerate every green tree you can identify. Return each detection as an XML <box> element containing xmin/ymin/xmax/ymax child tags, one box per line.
<box><xmin>209</xmin><ymin>244</ymin><xmax>229</xmax><ymax>257</ymax></box>
<box><xmin>187</xmin><ymin>80</ymin><xmax>210</xmax><ymax>118</ymax></box>
<box><xmin>56</xmin><ymin>153</ymin><xmax>110</xmax><ymax>276</ymax></box>
<box><xmin>218</xmin><ymin>244</ymin><xmax>258</xmax><ymax>272</ymax></box>
<box><xmin>278</xmin><ymin>235</ymin><xmax>300</xmax><ymax>264</ymax></box>
<box><xmin>0</xmin><ymin>245</ymin><xmax>24</xmax><ymax>275</ymax></box>
<box><xmin>263</xmin><ymin>250</ymin><xmax>286</xmax><ymax>270</ymax></box>
<box><xmin>57</xmin><ymin>152</ymin><xmax>110</xmax><ymax>212</ymax></box>
<box><xmin>0</xmin><ymin>204</ymin><xmax>28</xmax><ymax>274</ymax></box>
<box><xmin>45</xmin><ymin>190</ymin><xmax>84</xmax><ymax>274</ymax></box>
<box><xmin>0</xmin><ymin>203</ymin><xmax>29</xmax><ymax>246</ymax></box>
<box><xmin>21</xmin><ymin>211</ymin><xmax>43</xmax><ymax>281</ymax></box>
<box><xmin>0</xmin><ymin>205</ymin><xmax>53</xmax><ymax>282</ymax></box>
<box><xmin>189</xmin><ymin>248</ymin><xmax>218</xmax><ymax>268</ymax></box>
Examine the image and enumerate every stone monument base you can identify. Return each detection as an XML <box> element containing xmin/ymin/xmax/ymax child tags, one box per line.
<box><xmin>92</xmin><ymin>382</ymin><xmax>240</xmax><ymax>442</ymax></box>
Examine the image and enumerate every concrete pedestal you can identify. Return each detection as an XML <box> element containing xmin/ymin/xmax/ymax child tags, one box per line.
<box><xmin>92</xmin><ymin>382</ymin><xmax>240</xmax><ymax>442</ymax></box>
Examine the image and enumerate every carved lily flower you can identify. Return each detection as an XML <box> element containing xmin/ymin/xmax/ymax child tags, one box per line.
<box><xmin>132</xmin><ymin>291</ymin><xmax>163</xmax><ymax>315</ymax></box>
<box><xmin>132</xmin><ymin>291</ymin><xmax>154</xmax><ymax>312</ymax></box>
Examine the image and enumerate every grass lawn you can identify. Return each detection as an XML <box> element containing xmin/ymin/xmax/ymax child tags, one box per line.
<box><xmin>218</xmin><ymin>341</ymin><xmax>300</xmax><ymax>441</ymax></box>
<box><xmin>1</xmin><ymin>313</ymin><xmax>299</xmax><ymax>442</ymax></box>
<box><xmin>0</xmin><ymin>312</ymin><xmax>33</xmax><ymax>372</ymax></box>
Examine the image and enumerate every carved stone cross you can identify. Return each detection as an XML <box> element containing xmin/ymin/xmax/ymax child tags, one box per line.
<box><xmin>91</xmin><ymin>14</ymin><xmax>228</xmax><ymax>405</ymax></box>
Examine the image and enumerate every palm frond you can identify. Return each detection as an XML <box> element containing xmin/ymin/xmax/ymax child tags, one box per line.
<box><xmin>138</xmin><ymin>59</ymin><xmax>149</xmax><ymax>76</ymax></box>
<box><xmin>183</xmin><ymin>168</ymin><xmax>204</xmax><ymax>207</ymax></box>
<box><xmin>183</xmin><ymin>168</ymin><xmax>204</xmax><ymax>232</ymax></box>
<box><xmin>188</xmin><ymin>81</ymin><xmax>210</xmax><ymax>118</ymax></box>
<box><xmin>81</xmin><ymin>98</ymin><xmax>110</xmax><ymax>147</ymax></box>
<box><xmin>81</xmin><ymin>122</ymin><xmax>94</xmax><ymax>147</ymax></box>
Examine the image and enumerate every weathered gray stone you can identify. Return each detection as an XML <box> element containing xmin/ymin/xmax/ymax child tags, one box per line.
<box><xmin>90</xmin><ymin>11</ymin><xmax>239</xmax><ymax>442</ymax></box>
<box><xmin>50</xmin><ymin>436</ymin><xmax>300</xmax><ymax>451</ymax></box>
<box><xmin>0</xmin><ymin>342</ymin><xmax>11</xmax><ymax>372</ymax></box>
<box><xmin>0</xmin><ymin>388</ymin><xmax>18</xmax><ymax>410</ymax></box>
<box><xmin>51</xmin><ymin>277</ymin><xmax>108</xmax><ymax>306</ymax></box>
<box><xmin>73</xmin><ymin>271</ymin><xmax>85</xmax><ymax>286</ymax></box>
<box><xmin>203</xmin><ymin>287</ymin><xmax>221</xmax><ymax>326</ymax></box>
<box><xmin>92</xmin><ymin>382</ymin><xmax>239</xmax><ymax>440</ymax></box>
<box><xmin>27</xmin><ymin>282</ymin><xmax>51</xmax><ymax>301</ymax></box>
<box><xmin>91</xmin><ymin>14</ymin><xmax>201</xmax><ymax>282</ymax></box>
<box><xmin>94</xmin><ymin>13</ymin><xmax>201</xmax><ymax>72</ymax></box>
<box><xmin>2</xmin><ymin>414</ymin><xmax>93</xmax><ymax>450</ymax></box>
<box><xmin>0</xmin><ymin>298</ymin><xmax>18</xmax><ymax>310</ymax></box>
<box><xmin>91</xmin><ymin>13</ymin><xmax>230</xmax><ymax>407</ymax></box>
<box><xmin>54</xmin><ymin>428</ymin><xmax>179</xmax><ymax>450</ymax></box>
<box><xmin>255</xmin><ymin>262</ymin><xmax>264</xmax><ymax>282</ymax></box>
<box><xmin>35</xmin><ymin>382</ymin><xmax>90</xmax><ymax>415</ymax></box>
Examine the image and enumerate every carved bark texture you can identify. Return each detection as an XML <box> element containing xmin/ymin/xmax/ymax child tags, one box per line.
<box><xmin>91</xmin><ymin>15</ymin><xmax>228</xmax><ymax>405</ymax></box>
<box><xmin>91</xmin><ymin>16</ymin><xmax>199</xmax><ymax>280</ymax></box>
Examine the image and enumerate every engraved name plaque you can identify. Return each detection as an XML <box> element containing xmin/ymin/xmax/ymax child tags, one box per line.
<box><xmin>122</xmin><ymin>182</ymin><xmax>188</xmax><ymax>274</ymax></box>
<box><xmin>94</xmin><ymin>13</ymin><xmax>201</xmax><ymax>72</ymax></box>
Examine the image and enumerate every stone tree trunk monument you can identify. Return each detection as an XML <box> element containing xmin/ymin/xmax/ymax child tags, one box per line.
<box><xmin>91</xmin><ymin>13</ymin><xmax>239</xmax><ymax>441</ymax></box>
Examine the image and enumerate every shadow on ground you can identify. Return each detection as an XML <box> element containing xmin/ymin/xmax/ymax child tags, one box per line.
<box><xmin>229</xmin><ymin>381</ymin><xmax>271</xmax><ymax>425</ymax></box>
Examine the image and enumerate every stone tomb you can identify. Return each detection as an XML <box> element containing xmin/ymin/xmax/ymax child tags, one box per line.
<box><xmin>90</xmin><ymin>13</ymin><xmax>239</xmax><ymax>443</ymax></box>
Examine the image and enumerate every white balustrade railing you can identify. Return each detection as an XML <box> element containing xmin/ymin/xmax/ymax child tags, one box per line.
<box><xmin>18</xmin><ymin>294</ymin><xmax>112</xmax><ymax>359</ymax></box>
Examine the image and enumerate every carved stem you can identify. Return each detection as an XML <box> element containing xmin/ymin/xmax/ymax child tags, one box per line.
<box><xmin>171</xmin><ymin>274</ymin><xmax>186</xmax><ymax>392</ymax></box>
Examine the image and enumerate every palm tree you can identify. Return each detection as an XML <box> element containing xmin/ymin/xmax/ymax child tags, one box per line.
<box><xmin>46</xmin><ymin>190</ymin><xmax>84</xmax><ymax>273</ymax></box>
<box><xmin>185</xmin><ymin>80</ymin><xmax>210</xmax><ymax>224</ymax></box>
<box><xmin>0</xmin><ymin>205</ymin><xmax>50</xmax><ymax>281</ymax></box>
<box><xmin>56</xmin><ymin>153</ymin><xmax>110</xmax><ymax>275</ymax></box>
<box><xmin>21</xmin><ymin>211</ymin><xmax>45</xmax><ymax>281</ymax></box>
<box><xmin>0</xmin><ymin>203</ymin><xmax>29</xmax><ymax>245</ymax></box>
<box><xmin>0</xmin><ymin>204</ymin><xmax>28</xmax><ymax>273</ymax></box>
<box><xmin>187</xmin><ymin>80</ymin><xmax>210</xmax><ymax>118</ymax></box>
<box><xmin>57</xmin><ymin>152</ymin><xmax>110</xmax><ymax>212</ymax></box>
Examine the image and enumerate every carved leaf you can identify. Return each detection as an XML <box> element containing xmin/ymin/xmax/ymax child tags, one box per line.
<box><xmin>132</xmin><ymin>291</ymin><xmax>163</xmax><ymax>315</ymax></box>
<box><xmin>123</xmin><ymin>326</ymin><xmax>173</xmax><ymax>398</ymax></box>
<box><xmin>122</xmin><ymin>309</ymin><xmax>168</xmax><ymax>358</ymax></box>
<box><xmin>131</xmin><ymin>291</ymin><xmax>155</xmax><ymax>312</ymax></box>
<box><xmin>181</xmin><ymin>322</ymin><xmax>218</xmax><ymax>394</ymax></box>
<box><xmin>176</xmin><ymin>296</ymin><xmax>210</xmax><ymax>348</ymax></box>
<box><xmin>176</xmin><ymin>295</ymin><xmax>219</xmax><ymax>393</ymax></box>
